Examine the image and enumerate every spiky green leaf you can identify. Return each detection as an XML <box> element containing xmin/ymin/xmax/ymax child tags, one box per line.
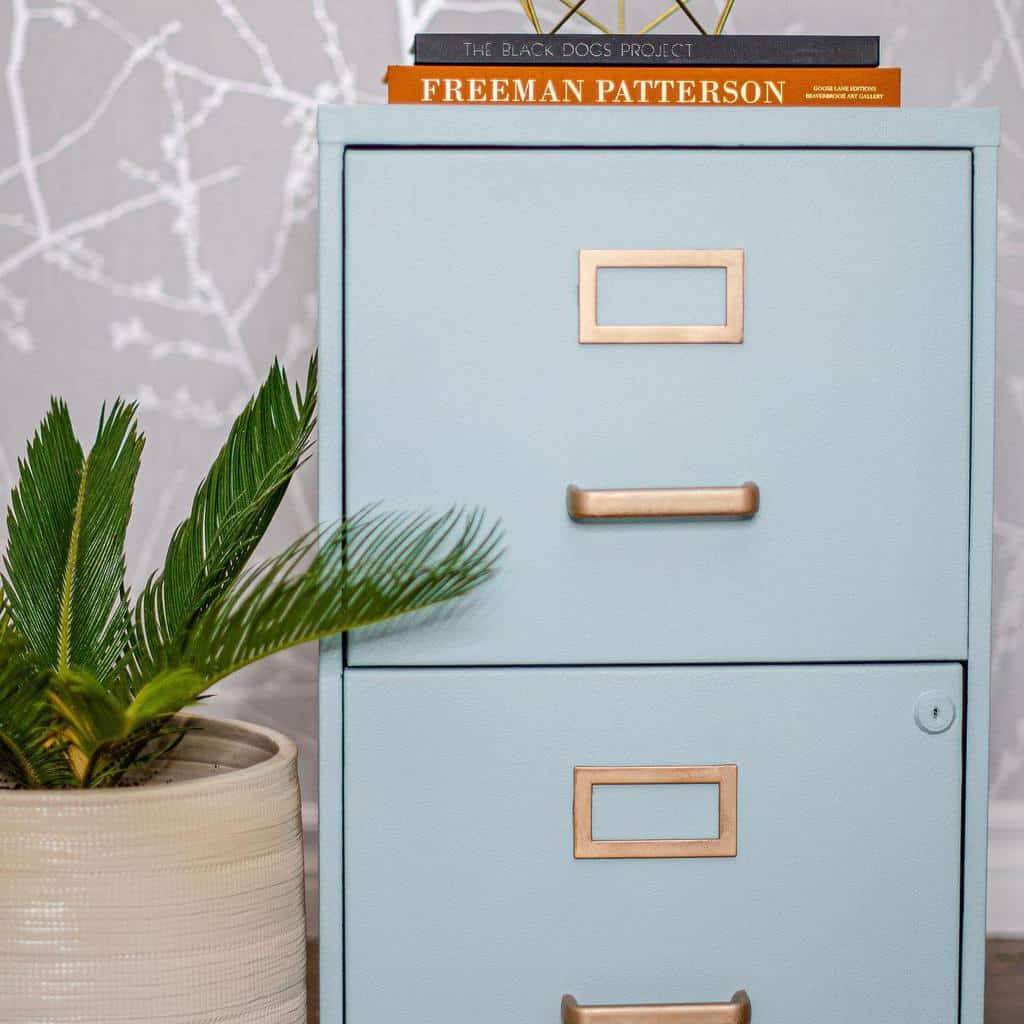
<box><xmin>58</xmin><ymin>401</ymin><xmax>142</xmax><ymax>687</ymax></box>
<box><xmin>46</xmin><ymin>665</ymin><xmax>196</xmax><ymax>789</ymax></box>
<box><xmin>48</xmin><ymin>669</ymin><xmax>126</xmax><ymax>782</ymax></box>
<box><xmin>177</xmin><ymin>507</ymin><xmax>502</xmax><ymax>685</ymax></box>
<box><xmin>0</xmin><ymin>628</ymin><xmax>71</xmax><ymax>789</ymax></box>
<box><xmin>2</xmin><ymin>400</ymin><xmax>141</xmax><ymax>690</ymax></box>
<box><xmin>124</xmin><ymin>667</ymin><xmax>205</xmax><ymax>730</ymax></box>
<box><xmin>3</xmin><ymin>400</ymin><xmax>83</xmax><ymax>670</ymax></box>
<box><xmin>126</xmin><ymin>357</ymin><xmax>317</xmax><ymax>687</ymax></box>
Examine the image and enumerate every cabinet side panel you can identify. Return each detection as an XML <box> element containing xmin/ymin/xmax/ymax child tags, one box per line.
<box><xmin>318</xmin><ymin>138</ymin><xmax>344</xmax><ymax>1024</ymax></box>
<box><xmin>963</xmin><ymin>144</ymin><xmax>998</xmax><ymax>1024</ymax></box>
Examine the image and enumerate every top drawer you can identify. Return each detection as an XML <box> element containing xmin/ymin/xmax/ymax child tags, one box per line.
<box><xmin>344</xmin><ymin>148</ymin><xmax>971</xmax><ymax>666</ymax></box>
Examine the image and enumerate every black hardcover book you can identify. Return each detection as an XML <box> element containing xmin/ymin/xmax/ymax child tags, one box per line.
<box><xmin>414</xmin><ymin>34</ymin><xmax>880</xmax><ymax>68</ymax></box>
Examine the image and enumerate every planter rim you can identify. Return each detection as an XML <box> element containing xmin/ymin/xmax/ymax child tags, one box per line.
<box><xmin>0</xmin><ymin>715</ymin><xmax>296</xmax><ymax>802</ymax></box>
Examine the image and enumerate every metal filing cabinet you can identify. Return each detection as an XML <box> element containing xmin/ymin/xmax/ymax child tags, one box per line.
<box><xmin>317</xmin><ymin>106</ymin><xmax>999</xmax><ymax>1024</ymax></box>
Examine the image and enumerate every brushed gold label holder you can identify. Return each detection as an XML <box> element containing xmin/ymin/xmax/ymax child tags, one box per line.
<box><xmin>573</xmin><ymin>764</ymin><xmax>738</xmax><ymax>859</ymax></box>
<box><xmin>578</xmin><ymin>248</ymin><xmax>744</xmax><ymax>345</ymax></box>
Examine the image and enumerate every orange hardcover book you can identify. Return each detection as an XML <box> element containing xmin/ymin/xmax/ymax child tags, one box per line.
<box><xmin>387</xmin><ymin>65</ymin><xmax>901</xmax><ymax>107</ymax></box>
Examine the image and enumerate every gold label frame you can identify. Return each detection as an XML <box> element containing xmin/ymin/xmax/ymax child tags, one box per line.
<box><xmin>573</xmin><ymin>764</ymin><xmax>738</xmax><ymax>859</ymax></box>
<box><xmin>578</xmin><ymin>248</ymin><xmax>744</xmax><ymax>344</ymax></box>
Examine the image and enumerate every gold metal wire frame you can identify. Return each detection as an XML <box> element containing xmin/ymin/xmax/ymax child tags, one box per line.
<box><xmin>521</xmin><ymin>0</ymin><xmax>737</xmax><ymax>36</ymax></box>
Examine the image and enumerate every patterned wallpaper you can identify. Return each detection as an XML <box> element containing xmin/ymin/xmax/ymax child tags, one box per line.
<box><xmin>0</xmin><ymin>0</ymin><xmax>1021</xmax><ymax>893</ymax></box>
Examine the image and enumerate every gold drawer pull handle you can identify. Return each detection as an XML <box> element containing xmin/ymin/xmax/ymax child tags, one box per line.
<box><xmin>562</xmin><ymin>990</ymin><xmax>751</xmax><ymax>1024</ymax></box>
<box><xmin>566</xmin><ymin>483</ymin><xmax>759</xmax><ymax>521</ymax></box>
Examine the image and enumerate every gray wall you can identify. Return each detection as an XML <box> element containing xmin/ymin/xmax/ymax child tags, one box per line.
<box><xmin>0</xmin><ymin>0</ymin><xmax>1021</xmax><ymax>913</ymax></box>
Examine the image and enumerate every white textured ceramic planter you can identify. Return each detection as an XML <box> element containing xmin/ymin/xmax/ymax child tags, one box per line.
<box><xmin>0</xmin><ymin>717</ymin><xmax>306</xmax><ymax>1024</ymax></box>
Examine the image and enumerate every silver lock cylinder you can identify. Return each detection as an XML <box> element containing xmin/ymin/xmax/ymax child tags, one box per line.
<box><xmin>914</xmin><ymin>690</ymin><xmax>957</xmax><ymax>735</ymax></box>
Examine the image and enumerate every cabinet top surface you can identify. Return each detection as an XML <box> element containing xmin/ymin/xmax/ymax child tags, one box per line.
<box><xmin>317</xmin><ymin>104</ymin><xmax>999</xmax><ymax>149</ymax></box>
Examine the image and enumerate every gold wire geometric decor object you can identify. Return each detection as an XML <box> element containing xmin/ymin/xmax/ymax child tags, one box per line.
<box><xmin>521</xmin><ymin>0</ymin><xmax>737</xmax><ymax>36</ymax></box>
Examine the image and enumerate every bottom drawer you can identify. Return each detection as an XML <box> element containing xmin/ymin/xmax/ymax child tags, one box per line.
<box><xmin>343</xmin><ymin>664</ymin><xmax>963</xmax><ymax>1024</ymax></box>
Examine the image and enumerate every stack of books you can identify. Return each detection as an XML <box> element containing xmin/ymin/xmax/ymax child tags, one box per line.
<box><xmin>387</xmin><ymin>33</ymin><xmax>899</xmax><ymax>107</ymax></box>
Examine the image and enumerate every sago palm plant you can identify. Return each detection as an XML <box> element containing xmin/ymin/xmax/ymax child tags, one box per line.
<box><xmin>0</xmin><ymin>355</ymin><xmax>500</xmax><ymax>789</ymax></box>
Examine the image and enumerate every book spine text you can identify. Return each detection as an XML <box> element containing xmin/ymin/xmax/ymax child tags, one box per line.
<box><xmin>413</xmin><ymin>34</ymin><xmax>881</xmax><ymax>67</ymax></box>
<box><xmin>388</xmin><ymin>66</ymin><xmax>901</xmax><ymax>107</ymax></box>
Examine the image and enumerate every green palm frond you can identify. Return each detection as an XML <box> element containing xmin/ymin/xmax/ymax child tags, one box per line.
<box><xmin>3</xmin><ymin>400</ymin><xmax>84</xmax><ymax>670</ymax></box>
<box><xmin>0</xmin><ymin>585</ymin><xmax>14</xmax><ymax>635</ymax></box>
<box><xmin>47</xmin><ymin>667</ymin><xmax>201</xmax><ymax>788</ymax></box>
<box><xmin>59</xmin><ymin>401</ymin><xmax>142</xmax><ymax>689</ymax></box>
<box><xmin>47</xmin><ymin>669</ymin><xmax>127</xmax><ymax>784</ymax></box>
<box><xmin>0</xmin><ymin>629</ymin><xmax>70</xmax><ymax>789</ymax></box>
<box><xmin>2</xmin><ymin>400</ymin><xmax>141</xmax><ymax>690</ymax></box>
<box><xmin>126</xmin><ymin>357</ymin><xmax>317</xmax><ymax>688</ymax></box>
<box><xmin>173</xmin><ymin>507</ymin><xmax>502</xmax><ymax>687</ymax></box>
<box><xmin>125</xmin><ymin>667</ymin><xmax>207</xmax><ymax>728</ymax></box>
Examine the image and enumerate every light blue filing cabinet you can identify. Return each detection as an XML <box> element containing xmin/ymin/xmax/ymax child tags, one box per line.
<box><xmin>317</xmin><ymin>107</ymin><xmax>999</xmax><ymax>1024</ymax></box>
